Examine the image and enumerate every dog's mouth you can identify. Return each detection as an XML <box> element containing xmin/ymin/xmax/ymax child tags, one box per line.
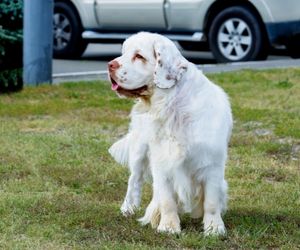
<box><xmin>110</xmin><ymin>77</ymin><xmax>120</xmax><ymax>91</ymax></box>
<box><xmin>109</xmin><ymin>76</ymin><xmax>148</xmax><ymax>98</ymax></box>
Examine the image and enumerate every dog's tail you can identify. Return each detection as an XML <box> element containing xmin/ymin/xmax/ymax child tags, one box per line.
<box><xmin>108</xmin><ymin>135</ymin><xmax>130</xmax><ymax>166</ymax></box>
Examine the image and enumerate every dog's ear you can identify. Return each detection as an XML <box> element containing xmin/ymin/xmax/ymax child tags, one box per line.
<box><xmin>153</xmin><ymin>39</ymin><xmax>188</xmax><ymax>89</ymax></box>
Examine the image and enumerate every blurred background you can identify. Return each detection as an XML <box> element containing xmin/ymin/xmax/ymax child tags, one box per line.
<box><xmin>52</xmin><ymin>0</ymin><xmax>300</xmax><ymax>75</ymax></box>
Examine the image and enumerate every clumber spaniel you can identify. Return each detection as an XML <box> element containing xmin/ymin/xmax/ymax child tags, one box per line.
<box><xmin>108</xmin><ymin>32</ymin><xmax>232</xmax><ymax>235</ymax></box>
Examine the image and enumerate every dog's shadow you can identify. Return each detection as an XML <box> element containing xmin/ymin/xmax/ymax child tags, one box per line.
<box><xmin>180</xmin><ymin>208</ymin><xmax>300</xmax><ymax>235</ymax></box>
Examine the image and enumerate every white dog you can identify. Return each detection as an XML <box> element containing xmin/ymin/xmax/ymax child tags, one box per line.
<box><xmin>108</xmin><ymin>32</ymin><xmax>232</xmax><ymax>235</ymax></box>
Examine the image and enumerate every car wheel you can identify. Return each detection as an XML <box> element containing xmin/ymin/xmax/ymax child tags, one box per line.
<box><xmin>208</xmin><ymin>6</ymin><xmax>268</xmax><ymax>63</ymax></box>
<box><xmin>53</xmin><ymin>2</ymin><xmax>87</xmax><ymax>58</ymax></box>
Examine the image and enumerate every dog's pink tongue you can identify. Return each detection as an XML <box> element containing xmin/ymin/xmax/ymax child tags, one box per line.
<box><xmin>111</xmin><ymin>82</ymin><xmax>119</xmax><ymax>91</ymax></box>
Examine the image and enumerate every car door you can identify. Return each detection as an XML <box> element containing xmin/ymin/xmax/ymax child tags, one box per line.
<box><xmin>95</xmin><ymin>0</ymin><xmax>166</xmax><ymax>30</ymax></box>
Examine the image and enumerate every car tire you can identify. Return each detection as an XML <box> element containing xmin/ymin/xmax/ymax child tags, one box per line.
<box><xmin>208</xmin><ymin>6</ymin><xmax>268</xmax><ymax>63</ymax></box>
<box><xmin>53</xmin><ymin>2</ymin><xmax>88</xmax><ymax>59</ymax></box>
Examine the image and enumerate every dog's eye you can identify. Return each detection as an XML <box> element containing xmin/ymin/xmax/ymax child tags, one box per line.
<box><xmin>134</xmin><ymin>54</ymin><xmax>146</xmax><ymax>61</ymax></box>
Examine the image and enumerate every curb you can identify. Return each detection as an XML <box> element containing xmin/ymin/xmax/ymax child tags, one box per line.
<box><xmin>199</xmin><ymin>58</ymin><xmax>300</xmax><ymax>73</ymax></box>
<box><xmin>52</xmin><ymin>70</ymin><xmax>108</xmax><ymax>84</ymax></box>
<box><xmin>52</xmin><ymin>59</ymin><xmax>300</xmax><ymax>84</ymax></box>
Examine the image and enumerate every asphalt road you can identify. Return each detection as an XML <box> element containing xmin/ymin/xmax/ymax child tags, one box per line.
<box><xmin>52</xmin><ymin>43</ymin><xmax>300</xmax><ymax>83</ymax></box>
<box><xmin>53</xmin><ymin>44</ymin><xmax>122</xmax><ymax>75</ymax></box>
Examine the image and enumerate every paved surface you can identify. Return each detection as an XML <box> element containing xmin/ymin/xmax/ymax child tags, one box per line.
<box><xmin>53</xmin><ymin>44</ymin><xmax>300</xmax><ymax>83</ymax></box>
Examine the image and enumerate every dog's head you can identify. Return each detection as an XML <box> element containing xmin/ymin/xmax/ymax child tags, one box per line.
<box><xmin>108</xmin><ymin>32</ymin><xmax>188</xmax><ymax>98</ymax></box>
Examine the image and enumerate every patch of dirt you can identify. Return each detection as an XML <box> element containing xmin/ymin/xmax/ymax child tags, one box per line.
<box><xmin>291</xmin><ymin>143</ymin><xmax>300</xmax><ymax>161</ymax></box>
<box><xmin>242</xmin><ymin>121</ymin><xmax>263</xmax><ymax>128</ymax></box>
<box><xmin>254</xmin><ymin>129</ymin><xmax>273</xmax><ymax>136</ymax></box>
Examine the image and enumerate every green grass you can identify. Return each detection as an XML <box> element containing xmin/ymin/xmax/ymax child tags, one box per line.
<box><xmin>0</xmin><ymin>68</ymin><xmax>299</xmax><ymax>249</ymax></box>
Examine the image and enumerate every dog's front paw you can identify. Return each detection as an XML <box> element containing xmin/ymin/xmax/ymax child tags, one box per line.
<box><xmin>138</xmin><ymin>207</ymin><xmax>160</xmax><ymax>228</ymax></box>
<box><xmin>157</xmin><ymin>214</ymin><xmax>181</xmax><ymax>234</ymax></box>
<box><xmin>203</xmin><ymin>215</ymin><xmax>226</xmax><ymax>236</ymax></box>
<box><xmin>204</xmin><ymin>224</ymin><xmax>226</xmax><ymax>236</ymax></box>
<box><xmin>120</xmin><ymin>200</ymin><xmax>138</xmax><ymax>217</ymax></box>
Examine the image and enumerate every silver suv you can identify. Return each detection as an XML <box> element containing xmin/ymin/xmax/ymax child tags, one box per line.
<box><xmin>53</xmin><ymin>0</ymin><xmax>300</xmax><ymax>62</ymax></box>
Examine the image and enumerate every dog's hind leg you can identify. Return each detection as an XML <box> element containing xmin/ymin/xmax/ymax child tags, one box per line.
<box><xmin>109</xmin><ymin>133</ymin><xmax>148</xmax><ymax>216</ymax></box>
<box><xmin>120</xmin><ymin>135</ymin><xmax>149</xmax><ymax>216</ymax></box>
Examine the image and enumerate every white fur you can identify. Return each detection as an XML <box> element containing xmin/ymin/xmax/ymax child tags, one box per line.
<box><xmin>108</xmin><ymin>32</ymin><xmax>233</xmax><ymax>235</ymax></box>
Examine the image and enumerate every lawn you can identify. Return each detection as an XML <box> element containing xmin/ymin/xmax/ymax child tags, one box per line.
<box><xmin>0</xmin><ymin>68</ymin><xmax>299</xmax><ymax>249</ymax></box>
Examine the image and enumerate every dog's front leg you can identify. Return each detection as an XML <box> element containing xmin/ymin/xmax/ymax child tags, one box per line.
<box><xmin>154</xmin><ymin>172</ymin><xmax>181</xmax><ymax>234</ymax></box>
<box><xmin>149</xmin><ymin>141</ymin><xmax>181</xmax><ymax>234</ymax></box>
<box><xmin>203</xmin><ymin>167</ymin><xmax>228</xmax><ymax>236</ymax></box>
<box><xmin>139</xmin><ymin>168</ymin><xmax>181</xmax><ymax>233</ymax></box>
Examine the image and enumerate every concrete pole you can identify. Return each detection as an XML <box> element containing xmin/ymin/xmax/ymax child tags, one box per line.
<box><xmin>23</xmin><ymin>0</ymin><xmax>53</xmax><ymax>85</ymax></box>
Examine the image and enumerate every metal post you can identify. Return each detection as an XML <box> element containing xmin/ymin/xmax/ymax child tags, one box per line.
<box><xmin>23</xmin><ymin>0</ymin><xmax>53</xmax><ymax>85</ymax></box>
